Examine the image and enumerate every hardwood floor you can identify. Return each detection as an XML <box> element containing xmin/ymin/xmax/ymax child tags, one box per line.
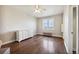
<box><xmin>2</xmin><ymin>35</ymin><xmax>67</xmax><ymax>54</ymax></box>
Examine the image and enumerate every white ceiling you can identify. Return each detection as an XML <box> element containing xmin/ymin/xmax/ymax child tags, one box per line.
<box><xmin>11</xmin><ymin>5</ymin><xmax>65</xmax><ymax>18</ymax></box>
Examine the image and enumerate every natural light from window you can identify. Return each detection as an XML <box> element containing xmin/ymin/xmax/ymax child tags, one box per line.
<box><xmin>42</xmin><ymin>18</ymin><xmax>54</xmax><ymax>30</ymax></box>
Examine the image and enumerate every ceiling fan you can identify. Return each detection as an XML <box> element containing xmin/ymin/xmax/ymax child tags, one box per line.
<box><xmin>34</xmin><ymin>5</ymin><xmax>46</xmax><ymax>13</ymax></box>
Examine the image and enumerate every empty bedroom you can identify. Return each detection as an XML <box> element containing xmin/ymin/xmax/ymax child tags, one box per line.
<box><xmin>0</xmin><ymin>5</ymin><xmax>78</xmax><ymax>54</ymax></box>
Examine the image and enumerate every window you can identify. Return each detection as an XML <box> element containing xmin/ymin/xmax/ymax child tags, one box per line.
<box><xmin>42</xmin><ymin>18</ymin><xmax>54</xmax><ymax>30</ymax></box>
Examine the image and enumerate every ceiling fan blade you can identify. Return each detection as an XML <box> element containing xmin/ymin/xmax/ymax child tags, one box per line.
<box><xmin>34</xmin><ymin>5</ymin><xmax>46</xmax><ymax>13</ymax></box>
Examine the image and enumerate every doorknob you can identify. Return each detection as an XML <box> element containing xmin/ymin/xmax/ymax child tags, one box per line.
<box><xmin>71</xmin><ymin>32</ymin><xmax>73</xmax><ymax>34</ymax></box>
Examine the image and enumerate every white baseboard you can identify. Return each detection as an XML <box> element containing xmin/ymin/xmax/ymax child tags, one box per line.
<box><xmin>64</xmin><ymin>41</ymin><xmax>68</xmax><ymax>53</ymax></box>
<box><xmin>2</xmin><ymin>40</ymin><xmax>15</xmax><ymax>45</ymax></box>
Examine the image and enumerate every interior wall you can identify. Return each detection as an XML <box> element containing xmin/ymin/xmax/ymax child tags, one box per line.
<box><xmin>0</xmin><ymin>6</ymin><xmax>3</xmax><ymax>33</ymax></box>
<box><xmin>77</xmin><ymin>6</ymin><xmax>79</xmax><ymax>54</ymax></box>
<box><xmin>0</xmin><ymin>32</ymin><xmax>16</xmax><ymax>45</ymax></box>
<box><xmin>63</xmin><ymin>6</ymin><xmax>73</xmax><ymax>53</ymax></box>
<box><xmin>36</xmin><ymin>14</ymin><xmax>63</xmax><ymax>37</ymax></box>
<box><xmin>0</xmin><ymin>6</ymin><xmax>36</xmax><ymax>44</ymax></box>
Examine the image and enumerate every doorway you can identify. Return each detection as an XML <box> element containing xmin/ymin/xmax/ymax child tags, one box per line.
<box><xmin>72</xmin><ymin>7</ymin><xmax>77</xmax><ymax>53</ymax></box>
<box><xmin>71</xmin><ymin>6</ymin><xmax>79</xmax><ymax>54</ymax></box>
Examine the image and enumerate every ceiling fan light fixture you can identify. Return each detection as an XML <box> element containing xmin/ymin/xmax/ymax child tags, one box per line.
<box><xmin>34</xmin><ymin>5</ymin><xmax>45</xmax><ymax>14</ymax></box>
<box><xmin>34</xmin><ymin>9</ymin><xmax>41</xmax><ymax>13</ymax></box>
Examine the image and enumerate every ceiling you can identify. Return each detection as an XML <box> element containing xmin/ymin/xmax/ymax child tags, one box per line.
<box><xmin>11</xmin><ymin>5</ymin><xmax>65</xmax><ymax>18</ymax></box>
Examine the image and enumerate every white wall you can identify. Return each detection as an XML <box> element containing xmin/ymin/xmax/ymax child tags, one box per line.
<box><xmin>1</xmin><ymin>6</ymin><xmax>36</xmax><ymax>34</ymax></box>
<box><xmin>63</xmin><ymin>6</ymin><xmax>73</xmax><ymax>53</ymax></box>
<box><xmin>78</xmin><ymin>6</ymin><xmax>79</xmax><ymax>53</ymax></box>
<box><xmin>36</xmin><ymin>14</ymin><xmax>63</xmax><ymax>37</ymax></box>
<box><xmin>0</xmin><ymin>6</ymin><xmax>36</xmax><ymax>43</ymax></box>
<box><xmin>76</xmin><ymin>6</ymin><xmax>79</xmax><ymax>54</ymax></box>
<box><xmin>0</xmin><ymin>6</ymin><xmax>3</xmax><ymax>33</ymax></box>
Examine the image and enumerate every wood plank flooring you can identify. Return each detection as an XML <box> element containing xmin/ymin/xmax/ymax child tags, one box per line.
<box><xmin>2</xmin><ymin>35</ymin><xmax>67</xmax><ymax>54</ymax></box>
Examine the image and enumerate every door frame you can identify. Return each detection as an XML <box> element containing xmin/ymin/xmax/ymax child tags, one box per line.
<box><xmin>71</xmin><ymin>5</ymin><xmax>78</xmax><ymax>54</ymax></box>
<box><xmin>76</xmin><ymin>5</ymin><xmax>78</xmax><ymax>54</ymax></box>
